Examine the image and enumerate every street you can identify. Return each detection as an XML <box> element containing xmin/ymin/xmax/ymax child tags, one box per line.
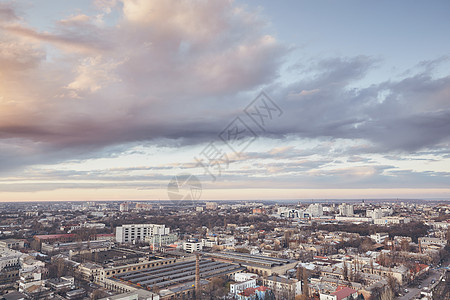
<box><xmin>397</xmin><ymin>268</ymin><xmax>443</xmax><ymax>300</ymax></box>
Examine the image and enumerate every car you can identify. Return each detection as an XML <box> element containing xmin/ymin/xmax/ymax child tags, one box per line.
<box><xmin>404</xmin><ymin>288</ymin><xmax>409</xmax><ymax>293</ymax></box>
<box><xmin>418</xmin><ymin>284</ymin><xmax>421</xmax><ymax>288</ymax></box>
<box><xmin>431</xmin><ymin>279</ymin><xmax>436</xmax><ymax>284</ymax></box>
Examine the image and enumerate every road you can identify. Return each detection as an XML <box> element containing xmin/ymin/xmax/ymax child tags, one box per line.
<box><xmin>397</xmin><ymin>268</ymin><xmax>442</xmax><ymax>300</ymax></box>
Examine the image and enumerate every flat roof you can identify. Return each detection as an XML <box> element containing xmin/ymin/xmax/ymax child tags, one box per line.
<box><xmin>202</xmin><ymin>251</ymin><xmax>295</xmax><ymax>268</ymax></box>
<box><xmin>34</xmin><ymin>234</ymin><xmax>76</xmax><ymax>240</ymax></box>
<box><xmin>112</xmin><ymin>259</ymin><xmax>244</xmax><ymax>292</ymax></box>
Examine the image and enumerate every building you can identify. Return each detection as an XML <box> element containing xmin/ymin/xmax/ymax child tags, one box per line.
<box><xmin>2</xmin><ymin>291</ymin><xmax>27</xmax><ymax>300</ymax></box>
<box><xmin>183</xmin><ymin>240</ymin><xmax>203</xmax><ymax>253</ymax></box>
<box><xmin>262</xmin><ymin>275</ymin><xmax>302</xmax><ymax>298</ymax></box>
<box><xmin>115</xmin><ymin>224</ymin><xmax>171</xmax><ymax>243</ymax></box>
<box><xmin>98</xmin><ymin>290</ymin><xmax>160</xmax><ymax>300</ymax></box>
<box><xmin>77</xmin><ymin>262</ymin><xmax>103</xmax><ymax>281</ymax></box>
<box><xmin>134</xmin><ymin>203</ymin><xmax>153</xmax><ymax>211</ymax></box>
<box><xmin>98</xmin><ymin>257</ymin><xmax>177</xmax><ymax>282</ymax></box>
<box><xmin>18</xmin><ymin>270</ymin><xmax>44</xmax><ymax>293</ymax></box>
<box><xmin>419</xmin><ymin>237</ymin><xmax>446</xmax><ymax>247</ymax></box>
<box><xmin>145</xmin><ymin>233</ymin><xmax>178</xmax><ymax>247</ymax></box>
<box><xmin>335</xmin><ymin>216</ymin><xmax>371</xmax><ymax>223</ymax></box>
<box><xmin>366</xmin><ymin>208</ymin><xmax>383</xmax><ymax>219</ymax></box>
<box><xmin>41</xmin><ymin>239</ymin><xmax>113</xmax><ymax>255</ymax></box>
<box><xmin>373</xmin><ymin>217</ymin><xmax>410</xmax><ymax>225</ymax></box>
<box><xmin>100</xmin><ymin>258</ymin><xmax>244</xmax><ymax>299</ymax></box>
<box><xmin>65</xmin><ymin>288</ymin><xmax>86</xmax><ymax>300</ymax></box>
<box><xmin>0</xmin><ymin>248</ymin><xmax>21</xmax><ymax>285</ymax></box>
<box><xmin>120</xmin><ymin>202</ymin><xmax>129</xmax><ymax>212</ymax></box>
<box><xmin>0</xmin><ymin>239</ymin><xmax>25</xmax><ymax>249</ymax></box>
<box><xmin>205</xmin><ymin>202</ymin><xmax>218</xmax><ymax>210</ymax></box>
<box><xmin>252</xmin><ymin>208</ymin><xmax>266</xmax><ymax>214</ymax></box>
<box><xmin>320</xmin><ymin>286</ymin><xmax>358</xmax><ymax>300</ymax></box>
<box><xmin>308</xmin><ymin>203</ymin><xmax>324</xmax><ymax>217</ymax></box>
<box><xmin>60</xmin><ymin>222</ymin><xmax>106</xmax><ymax>232</ymax></box>
<box><xmin>338</xmin><ymin>204</ymin><xmax>354</xmax><ymax>216</ymax></box>
<box><xmin>34</xmin><ymin>234</ymin><xmax>76</xmax><ymax>244</ymax></box>
<box><xmin>236</xmin><ymin>286</ymin><xmax>270</xmax><ymax>300</ymax></box>
<box><xmin>234</xmin><ymin>273</ymin><xmax>258</xmax><ymax>282</ymax></box>
<box><xmin>277</xmin><ymin>207</ymin><xmax>309</xmax><ymax>219</ymax></box>
<box><xmin>46</xmin><ymin>277</ymin><xmax>73</xmax><ymax>292</ymax></box>
<box><xmin>370</xmin><ymin>233</ymin><xmax>389</xmax><ymax>244</ymax></box>
<box><xmin>230</xmin><ymin>279</ymin><xmax>257</xmax><ymax>295</ymax></box>
<box><xmin>361</xmin><ymin>264</ymin><xmax>408</xmax><ymax>285</ymax></box>
<box><xmin>203</xmin><ymin>252</ymin><xmax>299</xmax><ymax>277</ymax></box>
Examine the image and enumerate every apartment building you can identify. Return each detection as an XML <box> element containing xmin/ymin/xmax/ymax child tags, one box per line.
<box><xmin>115</xmin><ymin>224</ymin><xmax>170</xmax><ymax>243</ymax></box>
<box><xmin>262</xmin><ymin>275</ymin><xmax>302</xmax><ymax>298</ymax></box>
<box><xmin>183</xmin><ymin>240</ymin><xmax>203</xmax><ymax>253</ymax></box>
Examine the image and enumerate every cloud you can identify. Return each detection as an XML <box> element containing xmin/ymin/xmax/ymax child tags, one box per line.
<box><xmin>270</xmin><ymin>56</ymin><xmax>450</xmax><ymax>152</ymax></box>
<box><xmin>0</xmin><ymin>0</ymin><xmax>449</xmax><ymax>194</ymax></box>
<box><xmin>0</xmin><ymin>0</ymin><xmax>286</xmax><ymax>173</ymax></box>
<box><xmin>0</xmin><ymin>2</ymin><xmax>19</xmax><ymax>23</ymax></box>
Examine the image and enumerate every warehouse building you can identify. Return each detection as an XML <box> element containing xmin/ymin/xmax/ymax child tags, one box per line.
<box><xmin>101</xmin><ymin>258</ymin><xmax>244</xmax><ymax>299</ymax></box>
<box><xmin>202</xmin><ymin>251</ymin><xmax>298</xmax><ymax>276</ymax></box>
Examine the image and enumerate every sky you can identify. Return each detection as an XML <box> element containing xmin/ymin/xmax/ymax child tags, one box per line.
<box><xmin>0</xmin><ymin>0</ymin><xmax>449</xmax><ymax>202</ymax></box>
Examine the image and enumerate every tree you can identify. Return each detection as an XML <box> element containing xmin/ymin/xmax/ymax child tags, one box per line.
<box><xmin>343</xmin><ymin>262</ymin><xmax>349</xmax><ymax>281</ymax></box>
<box><xmin>400</xmin><ymin>239</ymin><xmax>410</xmax><ymax>252</ymax></box>
<box><xmin>56</xmin><ymin>258</ymin><xmax>66</xmax><ymax>277</ymax></box>
<box><xmin>302</xmin><ymin>268</ymin><xmax>309</xmax><ymax>298</ymax></box>
<box><xmin>380</xmin><ymin>286</ymin><xmax>394</xmax><ymax>300</ymax></box>
<box><xmin>386</xmin><ymin>275</ymin><xmax>399</xmax><ymax>296</ymax></box>
<box><xmin>31</xmin><ymin>239</ymin><xmax>41</xmax><ymax>251</ymax></box>
<box><xmin>296</xmin><ymin>266</ymin><xmax>303</xmax><ymax>281</ymax></box>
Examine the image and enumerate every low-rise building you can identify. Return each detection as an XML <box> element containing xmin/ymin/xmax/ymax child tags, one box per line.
<box><xmin>373</xmin><ymin>217</ymin><xmax>410</xmax><ymax>225</ymax></box>
<box><xmin>183</xmin><ymin>240</ymin><xmax>203</xmax><ymax>253</ymax></box>
<box><xmin>0</xmin><ymin>248</ymin><xmax>21</xmax><ymax>285</ymax></box>
<box><xmin>370</xmin><ymin>233</ymin><xmax>389</xmax><ymax>244</ymax></box>
<box><xmin>230</xmin><ymin>279</ymin><xmax>257</xmax><ymax>295</ymax></box>
<box><xmin>262</xmin><ymin>275</ymin><xmax>302</xmax><ymax>298</ymax></box>
<box><xmin>46</xmin><ymin>277</ymin><xmax>73</xmax><ymax>292</ymax></box>
<box><xmin>0</xmin><ymin>239</ymin><xmax>25</xmax><ymax>249</ymax></box>
<box><xmin>320</xmin><ymin>286</ymin><xmax>358</xmax><ymax>300</ymax></box>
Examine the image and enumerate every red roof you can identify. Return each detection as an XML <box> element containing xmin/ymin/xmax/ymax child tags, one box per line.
<box><xmin>97</xmin><ymin>233</ymin><xmax>114</xmax><ymax>237</ymax></box>
<box><xmin>240</xmin><ymin>287</ymin><xmax>257</xmax><ymax>296</ymax></box>
<box><xmin>239</xmin><ymin>286</ymin><xmax>269</xmax><ymax>296</ymax></box>
<box><xmin>314</xmin><ymin>255</ymin><xmax>328</xmax><ymax>260</ymax></box>
<box><xmin>410</xmin><ymin>263</ymin><xmax>429</xmax><ymax>274</ymax></box>
<box><xmin>332</xmin><ymin>287</ymin><xmax>357</xmax><ymax>300</ymax></box>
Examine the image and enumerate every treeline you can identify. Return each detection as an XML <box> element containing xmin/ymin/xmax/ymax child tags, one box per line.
<box><xmin>314</xmin><ymin>222</ymin><xmax>429</xmax><ymax>243</ymax></box>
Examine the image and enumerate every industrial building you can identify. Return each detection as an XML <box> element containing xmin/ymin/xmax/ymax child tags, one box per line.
<box><xmin>202</xmin><ymin>251</ymin><xmax>298</xmax><ymax>276</ymax></box>
<box><xmin>101</xmin><ymin>258</ymin><xmax>244</xmax><ymax>299</ymax></box>
<box><xmin>98</xmin><ymin>257</ymin><xmax>177</xmax><ymax>282</ymax></box>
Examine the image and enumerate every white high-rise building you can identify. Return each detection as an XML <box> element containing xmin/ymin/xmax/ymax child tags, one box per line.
<box><xmin>308</xmin><ymin>203</ymin><xmax>323</xmax><ymax>217</ymax></box>
<box><xmin>119</xmin><ymin>202</ymin><xmax>129</xmax><ymax>212</ymax></box>
<box><xmin>115</xmin><ymin>224</ymin><xmax>170</xmax><ymax>243</ymax></box>
<box><xmin>339</xmin><ymin>203</ymin><xmax>354</xmax><ymax>216</ymax></box>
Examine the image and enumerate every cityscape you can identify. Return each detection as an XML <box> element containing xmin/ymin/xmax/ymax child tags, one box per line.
<box><xmin>0</xmin><ymin>200</ymin><xmax>448</xmax><ymax>300</ymax></box>
<box><xmin>1</xmin><ymin>1</ymin><xmax>450</xmax><ymax>300</ymax></box>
